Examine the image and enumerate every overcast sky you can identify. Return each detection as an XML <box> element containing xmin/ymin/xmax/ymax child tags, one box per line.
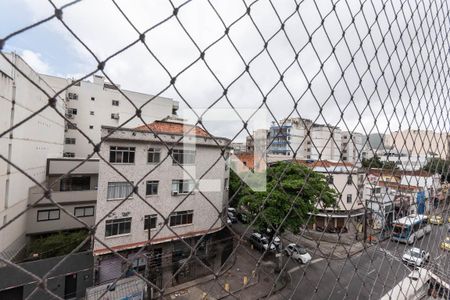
<box><xmin>1</xmin><ymin>0</ymin><xmax>449</xmax><ymax>141</ymax></box>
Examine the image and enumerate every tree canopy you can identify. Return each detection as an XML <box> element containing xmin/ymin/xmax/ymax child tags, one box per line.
<box><xmin>361</xmin><ymin>155</ymin><xmax>398</xmax><ymax>170</ymax></box>
<box><xmin>237</xmin><ymin>161</ymin><xmax>337</xmax><ymax>233</ymax></box>
<box><xmin>422</xmin><ymin>158</ymin><xmax>450</xmax><ymax>182</ymax></box>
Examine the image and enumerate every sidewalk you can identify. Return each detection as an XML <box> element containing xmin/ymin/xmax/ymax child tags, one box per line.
<box><xmin>282</xmin><ymin>231</ymin><xmax>366</xmax><ymax>259</ymax></box>
<box><xmin>166</xmin><ymin>243</ymin><xmax>287</xmax><ymax>299</ymax></box>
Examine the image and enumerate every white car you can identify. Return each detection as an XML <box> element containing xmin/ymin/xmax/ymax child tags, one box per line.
<box><xmin>284</xmin><ymin>243</ymin><xmax>312</xmax><ymax>264</ymax></box>
<box><xmin>402</xmin><ymin>247</ymin><xmax>430</xmax><ymax>267</ymax></box>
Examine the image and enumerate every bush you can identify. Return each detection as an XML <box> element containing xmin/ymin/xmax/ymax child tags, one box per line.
<box><xmin>26</xmin><ymin>230</ymin><xmax>89</xmax><ymax>259</ymax></box>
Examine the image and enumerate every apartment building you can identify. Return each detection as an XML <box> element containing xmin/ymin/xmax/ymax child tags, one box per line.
<box><xmin>93</xmin><ymin>121</ymin><xmax>232</xmax><ymax>288</ymax></box>
<box><xmin>384</xmin><ymin>129</ymin><xmax>449</xmax><ymax>160</ymax></box>
<box><xmin>27</xmin><ymin>158</ymin><xmax>98</xmax><ymax>235</ymax></box>
<box><xmin>300</xmin><ymin>161</ymin><xmax>365</xmax><ymax>232</ymax></box>
<box><xmin>341</xmin><ymin>132</ymin><xmax>367</xmax><ymax>166</ymax></box>
<box><xmin>41</xmin><ymin>74</ymin><xmax>179</xmax><ymax>158</ymax></box>
<box><xmin>0</xmin><ymin>53</ymin><xmax>65</xmax><ymax>260</ymax></box>
<box><xmin>267</xmin><ymin>118</ymin><xmax>368</xmax><ymax>163</ymax></box>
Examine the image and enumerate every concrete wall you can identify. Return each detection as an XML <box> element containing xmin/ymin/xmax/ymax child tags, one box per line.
<box><xmin>0</xmin><ymin>251</ymin><xmax>93</xmax><ymax>300</ymax></box>
<box><xmin>0</xmin><ymin>53</ymin><xmax>65</xmax><ymax>259</ymax></box>
<box><xmin>41</xmin><ymin>74</ymin><xmax>178</xmax><ymax>158</ymax></box>
<box><xmin>94</xmin><ymin>128</ymin><xmax>230</xmax><ymax>255</ymax></box>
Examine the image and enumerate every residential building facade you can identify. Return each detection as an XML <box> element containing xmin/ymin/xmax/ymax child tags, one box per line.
<box><xmin>41</xmin><ymin>74</ymin><xmax>179</xmax><ymax>158</ymax></box>
<box><xmin>93</xmin><ymin>121</ymin><xmax>232</xmax><ymax>288</ymax></box>
<box><xmin>0</xmin><ymin>53</ymin><xmax>65</xmax><ymax>260</ymax></box>
<box><xmin>384</xmin><ymin>129</ymin><xmax>449</xmax><ymax>159</ymax></box>
<box><xmin>27</xmin><ymin>158</ymin><xmax>98</xmax><ymax>235</ymax></box>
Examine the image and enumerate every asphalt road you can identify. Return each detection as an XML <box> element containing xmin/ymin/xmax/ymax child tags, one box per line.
<box><xmin>231</xmin><ymin>220</ymin><xmax>449</xmax><ymax>300</ymax></box>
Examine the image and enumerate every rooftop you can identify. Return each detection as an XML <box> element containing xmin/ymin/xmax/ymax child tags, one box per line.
<box><xmin>135</xmin><ymin>121</ymin><xmax>210</xmax><ymax>137</ymax></box>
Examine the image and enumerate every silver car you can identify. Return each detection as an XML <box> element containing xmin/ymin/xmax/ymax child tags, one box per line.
<box><xmin>285</xmin><ymin>243</ymin><xmax>312</xmax><ymax>264</ymax></box>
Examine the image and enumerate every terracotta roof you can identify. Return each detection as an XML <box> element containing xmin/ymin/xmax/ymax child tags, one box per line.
<box><xmin>236</xmin><ymin>152</ymin><xmax>255</xmax><ymax>169</ymax></box>
<box><xmin>367</xmin><ymin>168</ymin><xmax>432</xmax><ymax>177</ymax></box>
<box><xmin>296</xmin><ymin>160</ymin><xmax>354</xmax><ymax>168</ymax></box>
<box><xmin>135</xmin><ymin>121</ymin><xmax>210</xmax><ymax>137</ymax></box>
<box><xmin>378</xmin><ymin>181</ymin><xmax>420</xmax><ymax>192</ymax></box>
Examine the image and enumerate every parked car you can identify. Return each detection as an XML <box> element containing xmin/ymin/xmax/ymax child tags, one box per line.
<box><xmin>248</xmin><ymin>233</ymin><xmax>276</xmax><ymax>252</ymax></box>
<box><xmin>402</xmin><ymin>247</ymin><xmax>430</xmax><ymax>267</ymax></box>
<box><xmin>428</xmin><ymin>215</ymin><xmax>444</xmax><ymax>225</ymax></box>
<box><xmin>440</xmin><ymin>237</ymin><xmax>450</xmax><ymax>251</ymax></box>
<box><xmin>262</xmin><ymin>233</ymin><xmax>282</xmax><ymax>252</ymax></box>
<box><xmin>228</xmin><ymin>207</ymin><xmax>237</xmax><ymax>215</ymax></box>
<box><xmin>227</xmin><ymin>212</ymin><xmax>237</xmax><ymax>223</ymax></box>
<box><xmin>284</xmin><ymin>243</ymin><xmax>312</xmax><ymax>264</ymax></box>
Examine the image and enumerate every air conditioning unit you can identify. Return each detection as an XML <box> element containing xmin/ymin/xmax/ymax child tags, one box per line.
<box><xmin>111</xmin><ymin>113</ymin><xmax>120</xmax><ymax>120</ymax></box>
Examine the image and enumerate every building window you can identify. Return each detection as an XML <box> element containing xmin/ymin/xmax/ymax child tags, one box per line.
<box><xmin>60</xmin><ymin>176</ymin><xmax>91</xmax><ymax>191</ymax></box>
<box><xmin>172</xmin><ymin>149</ymin><xmax>195</xmax><ymax>165</ymax></box>
<box><xmin>112</xmin><ymin>100</ymin><xmax>120</xmax><ymax>106</ymax></box>
<box><xmin>74</xmin><ymin>206</ymin><xmax>95</xmax><ymax>217</ymax></box>
<box><xmin>347</xmin><ymin>194</ymin><xmax>352</xmax><ymax>203</ymax></box>
<box><xmin>342</xmin><ymin>157</ymin><xmax>347</xmax><ymax>161</ymax></box>
<box><xmin>37</xmin><ymin>209</ymin><xmax>60</xmax><ymax>221</ymax></box>
<box><xmin>144</xmin><ymin>214</ymin><xmax>157</xmax><ymax>230</ymax></box>
<box><xmin>224</xmin><ymin>178</ymin><xmax>229</xmax><ymax>191</ymax></box>
<box><xmin>169</xmin><ymin>210</ymin><xmax>193</xmax><ymax>226</ymax></box>
<box><xmin>68</xmin><ymin>92</ymin><xmax>78</xmax><ymax>100</ymax></box>
<box><xmin>326</xmin><ymin>175</ymin><xmax>334</xmax><ymax>184</ymax></box>
<box><xmin>65</xmin><ymin>138</ymin><xmax>76</xmax><ymax>145</ymax></box>
<box><xmin>171</xmin><ymin>180</ymin><xmax>194</xmax><ymax>195</ymax></box>
<box><xmin>105</xmin><ymin>217</ymin><xmax>131</xmax><ymax>237</ymax></box>
<box><xmin>111</xmin><ymin>113</ymin><xmax>119</xmax><ymax>120</ymax></box>
<box><xmin>347</xmin><ymin>175</ymin><xmax>353</xmax><ymax>185</ymax></box>
<box><xmin>147</xmin><ymin>148</ymin><xmax>161</xmax><ymax>163</ymax></box>
<box><xmin>146</xmin><ymin>181</ymin><xmax>159</xmax><ymax>196</ymax></box>
<box><xmin>63</xmin><ymin>152</ymin><xmax>75</xmax><ymax>158</ymax></box>
<box><xmin>109</xmin><ymin>146</ymin><xmax>135</xmax><ymax>163</ymax></box>
<box><xmin>90</xmin><ymin>111</ymin><xmax>95</xmax><ymax>115</ymax></box>
<box><xmin>67</xmin><ymin>108</ymin><xmax>77</xmax><ymax>115</ymax></box>
<box><xmin>107</xmin><ymin>182</ymin><xmax>133</xmax><ymax>200</ymax></box>
<box><xmin>91</xmin><ymin>97</ymin><xmax>95</xmax><ymax>101</ymax></box>
<box><xmin>67</xmin><ymin>123</ymin><xmax>77</xmax><ymax>130</ymax></box>
<box><xmin>89</xmin><ymin>125</ymin><xmax>94</xmax><ymax>129</ymax></box>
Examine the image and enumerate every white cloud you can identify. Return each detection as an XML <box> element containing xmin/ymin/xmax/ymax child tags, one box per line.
<box><xmin>20</xmin><ymin>49</ymin><xmax>51</xmax><ymax>74</ymax></box>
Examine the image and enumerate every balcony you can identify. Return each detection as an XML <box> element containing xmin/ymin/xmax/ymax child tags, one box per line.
<box><xmin>28</xmin><ymin>187</ymin><xmax>97</xmax><ymax>205</ymax></box>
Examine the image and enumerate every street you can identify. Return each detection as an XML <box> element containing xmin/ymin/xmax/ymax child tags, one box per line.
<box><xmin>231</xmin><ymin>220</ymin><xmax>450</xmax><ymax>299</ymax></box>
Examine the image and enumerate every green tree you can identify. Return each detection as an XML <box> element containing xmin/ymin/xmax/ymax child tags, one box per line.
<box><xmin>362</xmin><ymin>155</ymin><xmax>398</xmax><ymax>170</ymax></box>
<box><xmin>423</xmin><ymin>158</ymin><xmax>450</xmax><ymax>182</ymax></box>
<box><xmin>238</xmin><ymin>161</ymin><xmax>337</xmax><ymax>233</ymax></box>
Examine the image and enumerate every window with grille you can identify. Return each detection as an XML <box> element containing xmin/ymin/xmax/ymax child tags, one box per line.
<box><xmin>171</xmin><ymin>180</ymin><xmax>194</xmax><ymax>195</ymax></box>
<box><xmin>74</xmin><ymin>206</ymin><xmax>95</xmax><ymax>217</ymax></box>
<box><xmin>147</xmin><ymin>148</ymin><xmax>161</xmax><ymax>163</ymax></box>
<box><xmin>112</xmin><ymin>100</ymin><xmax>119</xmax><ymax>106</ymax></box>
<box><xmin>67</xmin><ymin>123</ymin><xmax>77</xmax><ymax>130</ymax></box>
<box><xmin>67</xmin><ymin>108</ymin><xmax>77</xmax><ymax>115</ymax></box>
<box><xmin>144</xmin><ymin>214</ymin><xmax>157</xmax><ymax>230</ymax></box>
<box><xmin>67</xmin><ymin>92</ymin><xmax>78</xmax><ymax>100</ymax></box>
<box><xmin>347</xmin><ymin>194</ymin><xmax>352</xmax><ymax>203</ymax></box>
<box><xmin>105</xmin><ymin>217</ymin><xmax>131</xmax><ymax>237</ymax></box>
<box><xmin>109</xmin><ymin>146</ymin><xmax>135</xmax><ymax>163</ymax></box>
<box><xmin>37</xmin><ymin>209</ymin><xmax>60</xmax><ymax>221</ymax></box>
<box><xmin>172</xmin><ymin>149</ymin><xmax>195</xmax><ymax>165</ymax></box>
<box><xmin>107</xmin><ymin>182</ymin><xmax>133</xmax><ymax>200</ymax></box>
<box><xmin>347</xmin><ymin>175</ymin><xmax>353</xmax><ymax>185</ymax></box>
<box><xmin>146</xmin><ymin>181</ymin><xmax>159</xmax><ymax>196</ymax></box>
<box><xmin>65</xmin><ymin>138</ymin><xmax>76</xmax><ymax>144</ymax></box>
<box><xmin>169</xmin><ymin>211</ymin><xmax>193</xmax><ymax>226</ymax></box>
<box><xmin>327</xmin><ymin>175</ymin><xmax>334</xmax><ymax>184</ymax></box>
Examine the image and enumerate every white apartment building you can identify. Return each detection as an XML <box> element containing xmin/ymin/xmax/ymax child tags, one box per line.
<box><xmin>41</xmin><ymin>74</ymin><xmax>179</xmax><ymax>158</ymax></box>
<box><xmin>27</xmin><ymin>158</ymin><xmax>98</xmax><ymax>235</ymax></box>
<box><xmin>268</xmin><ymin>118</ymin><xmax>363</xmax><ymax>163</ymax></box>
<box><xmin>304</xmin><ymin>161</ymin><xmax>365</xmax><ymax>232</ymax></box>
<box><xmin>384</xmin><ymin>129</ymin><xmax>449</xmax><ymax>159</ymax></box>
<box><xmin>93</xmin><ymin>121</ymin><xmax>232</xmax><ymax>288</ymax></box>
<box><xmin>0</xmin><ymin>53</ymin><xmax>65</xmax><ymax>260</ymax></box>
<box><xmin>341</xmin><ymin>131</ymin><xmax>367</xmax><ymax>166</ymax></box>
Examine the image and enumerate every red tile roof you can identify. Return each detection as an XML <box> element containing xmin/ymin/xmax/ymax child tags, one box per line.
<box><xmin>135</xmin><ymin>121</ymin><xmax>210</xmax><ymax>137</ymax></box>
<box><xmin>296</xmin><ymin>160</ymin><xmax>354</xmax><ymax>168</ymax></box>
